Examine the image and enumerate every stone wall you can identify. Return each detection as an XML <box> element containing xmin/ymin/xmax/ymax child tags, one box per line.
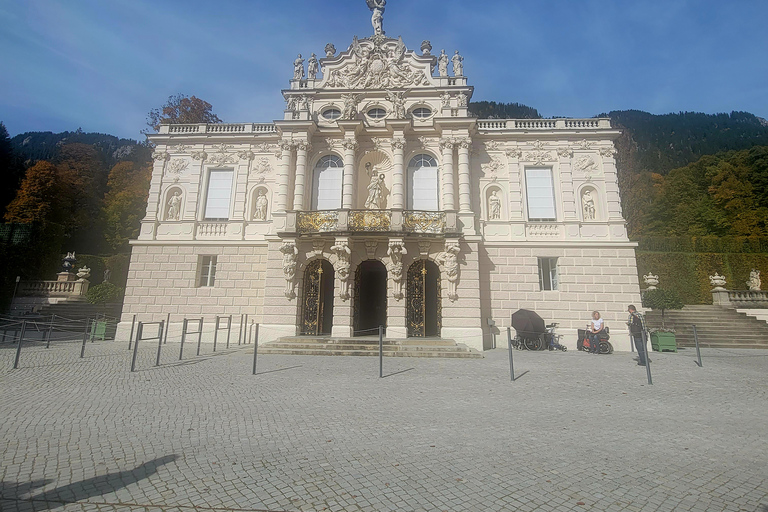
<box><xmin>480</xmin><ymin>244</ymin><xmax>643</xmax><ymax>351</ymax></box>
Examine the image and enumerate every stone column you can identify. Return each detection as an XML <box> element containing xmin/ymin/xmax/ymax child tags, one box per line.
<box><xmin>391</xmin><ymin>138</ymin><xmax>406</xmax><ymax>209</ymax></box>
<box><xmin>440</xmin><ymin>139</ymin><xmax>456</xmax><ymax>211</ymax></box>
<box><xmin>506</xmin><ymin>149</ymin><xmax>524</xmax><ymax>220</ymax></box>
<box><xmin>342</xmin><ymin>139</ymin><xmax>358</xmax><ymax>209</ymax></box>
<box><xmin>276</xmin><ymin>140</ymin><xmax>293</xmax><ymax>211</ymax></box>
<box><xmin>292</xmin><ymin>140</ymin><xmax>309</xmax><ymax>211</ymax></box>
<box><xmin>457</xmin><ymin>138</ymin><xmax>472</xmax><ymax>213</ymax></box>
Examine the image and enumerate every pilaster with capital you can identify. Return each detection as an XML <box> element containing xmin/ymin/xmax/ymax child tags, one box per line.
<box><xmin>391</xmin><ymin>138</ymin><xmax>406</xmax><ymax>209</ymax></box>
<box><xmin>439</xmin><ymin>139</ymin><xmax>456</xmax><ymax>211</ymax></box>
<box><xmin>341</xmin><ymin>139</ymin><xmax>358</xmax><ymax>209</ymax></box>
<box><xmin>292</xmin><ymin>140</ymin><xmax>310</xmax><ymax>211</ymax></box>
<box><xmin>276</xmin><ymin>140</ymin><xmax>294</xmax><ymax>211</ymax></box>
<box><xmin>457</xmin><ymin>138</ymin><xmax>472</xmax><ymax>213</ymax></box>
<box><xmin>505</xmin><ymin>148</ymin><xmax>524</xmax><ymax>220</ymax></box>
<box><xmin>558</xmin><ymin>148</ymin><xmax>577</xmax><ymax>220</ymax></box>
<box><xmin>601</xmin><ymin>147</ymin><xmax>623</xmax><ymax>221</ymax></box>
<box><xmin>146</xmin><ymin>150</ymin><xmax>170</xmax><ymax>223</ymax></box>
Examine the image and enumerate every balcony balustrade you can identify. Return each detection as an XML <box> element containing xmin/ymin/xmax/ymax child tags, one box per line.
<box><xmin>295</xmin><ymin>210</ymin><xmax>449</xmax><ymax>235</ymax></box>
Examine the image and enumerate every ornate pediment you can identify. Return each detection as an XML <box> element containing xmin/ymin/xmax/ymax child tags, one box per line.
<box><xmin>317</xmin><ymin>35</ymin><xmax>437</xmax><ymax>90</ymax></box>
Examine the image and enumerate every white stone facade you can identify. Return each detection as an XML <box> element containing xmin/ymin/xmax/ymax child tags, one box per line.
<box><xmin>119</xmin><ymin>5</ymin><xmax>642</xmax><ymax>351</ymax></box>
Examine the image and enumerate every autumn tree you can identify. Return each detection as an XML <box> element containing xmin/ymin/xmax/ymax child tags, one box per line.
<box><xmin>0</xmin><ymin>122</ymin><xmax>23</xmax><ymax>212</ymax></box>
<box><xmin>101</xmin><ymin>161</ymin><xmax>152</xmax><ymax>251</ymax></box>
<box><xmin>4</xmin><ymin>161</ymin><xmax>60</xmax><ymax>224</ymax></box>
<box><xmin>145</xmin><ymin>94</ymin><xmax>222</xmax><ymax>133</ymax></box>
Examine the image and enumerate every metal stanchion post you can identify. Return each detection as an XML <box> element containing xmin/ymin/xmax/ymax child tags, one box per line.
<box><xmin>507</xmin><ymin>327</ymin><xmax>515</xmax><ymax>382</ymax></box>
<box><xmin>13</xmin><ymin>321</ymin><xmax>27</xmax><ymax>369</ymax></box>
<box><xmin>213</xmin><ymin>316</ymin><xmax>219</xmax><ymax>352</ymax></box>
<box><xmin>163</xmin><ymin>313</ymin><xmax>170</xmax><ymax>344</ymax></box>
<box><xmin>693</xmin><ymin>324</ymin><xmax>703</xmax><ymax>368</ymax></box>
<box><xmin>45</xmin><ymin>320</ymin><xmax>54</xmax><ymax>349</ymax></box>
<box><xmin>238</xmin><ymin>314</ymin><xmax>244</xmax><ymax>345</ymax></box>
<box><xmin>252</xmin><ymin>323</ymin><xmax>260</xmax><ymax>375</ymax></box>
<box><xmin>643</xmin><ymin>330</ymin><xmax>653</xmax><ymax>385</ymax></box>
<box><xmin>379</xmin><ymin>325</ymin><xmax>384</xmax><ymax>378</ymax></box>
<box><xmin>196</xmin><ymin>318</ymin><xmax>204</xmax><ymax>356</ymax></box>
<box><xmin>128</xmin><ymin>314</ymin><xmax>136</xmax><ymax>350</ymax></box>
<box><xmin>180</xmin><ymin>318</ymin><xmax>188</xmax><ymax>360</ymax></box>
<box><xmin>226</xmin><ymin>315</ymin><xmax>232</xmax><ymax>349</ymax></box>
<box><xmin>80</xmin><ymin>318</ymin><xmax>90</xmax><ymax>358</ymax></box>
<box><xmin>131</xmin><ymin>322</ymin><xmax>143</xmax><ymax>372</ymax></box>
<box><xmin>248</xmin><ymin>320</ymin><xmax>254</xmax><ymax>345</ymax></box>
<box><xmin>156</xmin><ymin>321</ymin><xmax>165</xmax><ymax>366</ymax></box>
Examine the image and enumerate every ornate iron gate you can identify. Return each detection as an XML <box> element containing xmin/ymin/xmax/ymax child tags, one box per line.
<box><xmin>301</xmin><ymin>260</ymin><xmax>326</xmax><ymax>335</ymax></box>
<box><xmin>407</xmin><ymin>260</ymin><xmax>441</xmax><ymax>337</ymax></box>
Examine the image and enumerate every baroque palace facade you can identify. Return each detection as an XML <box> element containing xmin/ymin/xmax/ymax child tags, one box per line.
<box><xmin>120</xmin><ymin>2</ymin><xmax>643</xmax><ymax>351</ymax></box>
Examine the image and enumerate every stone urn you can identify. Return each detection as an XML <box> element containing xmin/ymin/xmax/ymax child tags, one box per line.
<box><xmin>643</xmin><ymin>273</ymin><xmax>659</xmax><ymax>290</ymax></box>
<box><xmin>709</xmin><ymin>273</ymin><xmax>727</xmax><ymax>291</ymax></box>
<box><xmin>77</xmin><ymin>266</ymin><xmax>91</xmax><ymax>281</ymax></box>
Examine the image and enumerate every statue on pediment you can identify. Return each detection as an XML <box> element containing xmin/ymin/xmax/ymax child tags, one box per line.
<box><xmin>452</xmin><ymin>51</ymin><xmax>464</xmax><ymax>76</ymax></box>
<box><xmin>307</xmin><ymin>53</ymin><xmax>319</xmax><ymax>79</ymax></box>
<box><xmin>293</xmin><ymin>54</ymin><xmax>305</xmax><ymax>80</ymax></box>
<box><xmin>438</xmin><ymin>50</ymin><xmax>449</xmax><ymax>77</ymax></box>
<box><xmin>366</xmin><ymin>0</ymin><xmax>386</xmax><ymax>35</ymax></box>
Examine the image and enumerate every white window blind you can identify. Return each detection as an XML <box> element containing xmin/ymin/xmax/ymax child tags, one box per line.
<box><xmin>204</xmin><ymin>170</ymin><xmax>233</xmax><ymax>220</ymax></box>
<box><xmin>312</xmin><ymin>156</ymin><xmax>344</xmax><ymax>210</ymax></box>
<box><xmin>525</xmin><ymin>168</ymin><xmax>556</xmax><ymax>220</ymax></box>
<box><xmin>408</xmin><ymin>155</ymin><xmax>439</xmax><ymax>211</ymax></box>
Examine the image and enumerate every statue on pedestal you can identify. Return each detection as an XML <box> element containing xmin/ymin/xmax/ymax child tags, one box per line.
<box><xmin>364</xmin><ymin>162</ymin><xmax>386</xmax><ymax>210</ymax></box>
<box><xmin>747</xmin><ymin>270</ymin><xmax>761</xmax><ymax>291</ymax></box>
<box><xmin>452</xmin><ymin>50</ymin><xmax>464</xmax><ymax>76</ymax></box>
<box><xmin>254</xmin><ymin>190</ymin><xmax>268</xmax><ymax>221</ymax></box>
<box><xmin>307</xmin><ymin>53</ymin><xmax>319</xmax><ymax>79</ymax></box>
<box><xmin>582</xmin><ymin>189</ymin><xmax>596</xmax><ymax>220</ymax></box>
<box><xmin>438</xmin><ymin>50</ymin><xmax>449</xmax><ymax>77</ymax></box>
<box><xmin>293</xmin><ymin>54</ymin><xmax>305</xmax><ymax>80</ymax></box>
<box><xmin>488</xmin><ymin>191</ymin><xmax>501</xmax><ymax>220</ymax></box>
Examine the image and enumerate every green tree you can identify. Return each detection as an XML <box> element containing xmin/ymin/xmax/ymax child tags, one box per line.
<box><xmin>145</xmin><ymin>94</ymin><xmax>222</xmax><ymax>133</ymax></box>
<box><xmin>101</xmin><ymin>161</ymin><xmax>152</xmax><ymax>251</ymax></box>
<box><xmin>0</xmin><ymin>122</ymin><xmax>23</xmax><ymax>212</ymax></box>
<box><xmin>642</xmin><ymin>288</ymin><xmax>684</xmax><ymax>329</ymax></box>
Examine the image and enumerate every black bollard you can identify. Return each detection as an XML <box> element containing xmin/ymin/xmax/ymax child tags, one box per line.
<box><xmin>180</xmin><ymin>318</ymin><xmax>189</xmax><ymax>360</ymax></box>
<box><xmin>128</xmin><ymin>314</ymin><xmax>136</xmax><ymax>350</ymax></box>
<box><xmin>252</xmin><ymin>323</ymin><xmax>260</xmax><ymax>375</ymax></box>
<box><xmin>213</xmin><ymin>316</ymin><xmax>219</xmax><ymax>352</ymax></box>
<box><xmin>131</xmin><ymin>322</ymin><xmax>143</xmax><ymax>372</ymax></box>
<box><xmin>80</xmin><ymin>318</ymin><xmax>90</xmax><ymax>358</ymax></box>
<box><xmin>507</xmin><ymin>327</ymin><xmax>515</xmax><ymax>382</ymax></box>
<box><xmin>155</xmin><ymin>321</ymin><xmax>165</xmax><ymax>366</ymax></box>
<box><xmin>226</xmin><ymin>315</ymin><xmax>232</xmax><ymax>349</ymax></box>
<box><xmin>13</xmin><ymin>321</ymin><xmax>27</xmax><ymax>369</ymax></box>
<box><xmin>692</xmin><ymin>324</ymin><xmax>703</xmax><ymax>368</ymax></box>
<box><xmin>643</xmin><ymin>330</ymin><xmax>653</xmax><ymax>385</ymax></box>
<box><xmin>163</xmin><ymin>313</ymin><xmax>170</xmax><ymax>344</ymax></box>
<box><xmin>379</xmin><ymin>325</ymin><xmax>384</xmax><ymax>378</ymax></box>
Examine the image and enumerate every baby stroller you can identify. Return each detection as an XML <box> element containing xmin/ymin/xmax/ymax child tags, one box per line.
<box><xmin>577</xmin><ymin>327</ymin><xmax>614</xmax><ymax>354</ymax></box>
<box><xmin>511</xmin><ymin>309</ymin><xmax>565</xmax><ymax>351</ymax></box>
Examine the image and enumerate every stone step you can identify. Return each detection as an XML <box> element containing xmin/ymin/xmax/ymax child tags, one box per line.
<box><xmin>261</xmin><ymin>336</ymin><xmax>483</xmax><ymax>359</ymax></box>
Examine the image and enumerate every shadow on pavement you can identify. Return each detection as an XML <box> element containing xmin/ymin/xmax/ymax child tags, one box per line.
<box><xmin>3</xmin><ymin>454</ymin><xmax>178</xmax><ymax>510</ymax></box>
<box><xmin>383</xmin><ymin>368</ymin><xmax>415</xmax><ymax>378</ymax></box>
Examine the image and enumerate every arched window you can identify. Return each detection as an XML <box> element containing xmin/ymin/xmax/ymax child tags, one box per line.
<box><xmin>312</xmin><ymin>155</ymin><xmax>344</xmax><ymax>210</ymax></box>
<box><xmin>407</xmin><ymin>154</ymin><xmax>439</xmax><ymax>211</ymax></box>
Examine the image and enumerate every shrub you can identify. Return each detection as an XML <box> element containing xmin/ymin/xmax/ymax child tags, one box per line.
<box><xmin>86</xmin><ymin>282</ymin><xmax>123</xmax><ymax>304</ymax></box>
<box><xmin>642</xmin><ymin>288</ymin><xmax>684</xmax><ymax>329</ymax></box>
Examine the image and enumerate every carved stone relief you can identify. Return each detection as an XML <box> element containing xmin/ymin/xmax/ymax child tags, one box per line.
<box><xmin>330</xmin><ymin>239</ymin><xmax>352</xmax><ymax>301</ymax></box>
<box><xmin>436</xmin><ymin>241</ymin><xmax>460</xmax><ymax>302</ymax></box>
<box><xmin>280</xmin><ymin>242</ymin><xmax>299</xmax><ymax>300</ymax></box>
<box><xmin>387</xmin><ymin>240</ymin><xmax>407</xmax><ymax>300</ymax></box>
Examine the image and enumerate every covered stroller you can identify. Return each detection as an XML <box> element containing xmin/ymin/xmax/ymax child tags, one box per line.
<box><xmin>510</xmin><ymin>309</ymin><xmax>565</xmax><ymax>351</ymax></box>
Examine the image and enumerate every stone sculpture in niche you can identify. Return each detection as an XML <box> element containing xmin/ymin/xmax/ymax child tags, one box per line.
<box><xmin>254</xmin><ymin>190</ymin><xmax>268</xmax><ymax>221</ymax></box>
<box><xmin>307</xmin><ymin>54</ymin><xmax>319</xmax><ymax>79</ymax></box>
<box><xmin>457</xmin><ymin>92</ymin><xmax>468</xmax><ymax>107</ymax></box>
<box><xmin>364</xmin><ymin>162</ymin><xmax>386</xmax><ymax>210</ymax></box>
<box><xmin>166</xmin><ymin>191</ymin><xmax>182</xmax><ymax>221</ymax></box>
<box><xmin>293</xmin><ymin>54</ymin><xmax>305</xmax><ymax>80</ymax></box>
<box><xmin>488</xmin><ymin>190</ymin><xmax>501</xmax><ymax>220</ymax></box>
<box><xmin>440</xmin><ymin>92</ymin><xmax>451</xmax><ymax>108</ymax></box>
<box><xmin>582</xmin><ymin>189</ymin><xmax>596</xmax><ymax>220</ymax></box>
<box><xmin>452</xmin><ymin>50</ymin><xmax>464</xmax><ymax>76</ymax></box>
<box><xmin>438</xmin><ymin>50</ymin><xmax>449</xmax><ymax>77</ymax></box>
<box><xmin>387</xmin><ymin>240</ymin><xmax>407</xmax><ymax>300</ymax></box>
<box><xmin>341</xmin><ymin>93</ymin><xmax>362</xmax><ymax>120</ymax></box>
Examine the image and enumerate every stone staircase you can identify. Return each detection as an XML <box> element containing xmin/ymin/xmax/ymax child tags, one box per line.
<box><xmin>645</xmin><ymin>305</ymin><xmax>768</xmax><ymax>349</ymax></box>
<box><xmin>258</xmin><ymin>336</ymin><xmax>483</xmax><ymax>358</ymax></box>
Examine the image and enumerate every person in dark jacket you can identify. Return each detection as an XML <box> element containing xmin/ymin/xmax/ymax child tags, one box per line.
<box><xmin>627</xmin><ymin>305</ymin><xmax>648</xmax><ymax>365</ymax></box>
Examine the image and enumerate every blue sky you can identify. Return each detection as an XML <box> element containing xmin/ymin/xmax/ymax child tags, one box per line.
<box><xmin>1</xmin><ymin>0</ymin><xmax>766</xmax><ymax>141</ymax></box>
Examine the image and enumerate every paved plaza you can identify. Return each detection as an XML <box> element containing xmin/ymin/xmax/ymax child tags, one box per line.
<box><xmin>1</xmin><ymin>337</ymin><xmax>767</xmax><ymax>512</ymax></box>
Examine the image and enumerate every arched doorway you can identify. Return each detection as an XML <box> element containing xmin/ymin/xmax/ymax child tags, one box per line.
<box><xmin>354</xmin><ymin>260</ymin><xmax>388</xmax><ymax>336</ymax></box>
<box><xmin>300</xmin><ymin>260</ymin><xmax>334</xmax><ymax>336</ymax></box>
<box><xmin>407</xmin><ymin>259</ymin><xmax>441</xmax><ymax>338</ymax></box>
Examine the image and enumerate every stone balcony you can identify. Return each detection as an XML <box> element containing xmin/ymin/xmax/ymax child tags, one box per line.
<box><xmin>289</xmin><ymin>210</ymin><xmax>457</xmax><ymax>236</ymax></box>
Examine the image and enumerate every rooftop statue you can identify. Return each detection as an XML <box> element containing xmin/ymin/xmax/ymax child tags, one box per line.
<box><xmin>366</xmin><ymin>0</ymin><xmax>386</xmax><ymax>35</ymax></box>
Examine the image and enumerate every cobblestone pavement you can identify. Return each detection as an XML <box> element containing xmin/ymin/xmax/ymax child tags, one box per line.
<box><xmin>1</xmin><ymin>337</ymin><xmax>767</xmax><ymax>512</ymax></box>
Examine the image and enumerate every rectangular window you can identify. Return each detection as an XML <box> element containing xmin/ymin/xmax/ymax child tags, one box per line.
<box><xmin>538</xmin><ymin>257</ymin><xmax>558</xmax><ymax>291</ymax></box>
<box><xmin>204</xmin><ymin>170</ymin><xmax>233</xmax><ymax>220</ymax></box>
<box><xmin>525</xmin><ymin>168</ymin><xmax>557</xmax><ymax>221</ymax></box>
<box><xmin>199</xmin><ymin>256</ymin><xmax>218</xmax><ymax>287</ymax></box>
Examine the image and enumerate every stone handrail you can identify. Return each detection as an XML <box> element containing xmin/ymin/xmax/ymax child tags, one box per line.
<box><xmin>160</xmin><ymin>123</ymin><xmax>277</xmax><ymax>134</ymax></box>
<box><xmin>196</xmin><ymin>222</ymin><xmax>228</xmax><ymax>238</ymax></box>
<box><xmin>476</xmin><ymin>118</ymin><xmax>611</xmax><ymax>131</ymax></box>
<box><xmin>17</xmin><ymin>280</ymin><xmax>89</xmax><ymax>297</ymax></box>
<box><xmin>712</xmin><ymin>289</ymin><xmax>768</xmax><ymax>308</ymax></box>
<box><xmin>295</xmin><ymin>210</ymin><xmax>447</xmax><ymax>235</ymax></box>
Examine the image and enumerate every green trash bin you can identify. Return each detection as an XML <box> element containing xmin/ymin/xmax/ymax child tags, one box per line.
<box><xmin>90</xmin><ymin>320</ymin><xmax>107</xmax><ymax>342</ymax></box>
<box><xmin>651</xmin><ymin>331</ymin><xmax>677</xmax><ymax>352</ymax></box>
